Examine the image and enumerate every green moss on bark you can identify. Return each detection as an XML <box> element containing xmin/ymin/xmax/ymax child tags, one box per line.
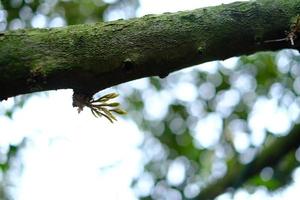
<box><xmin>0</xmin><ymin>0</ymin><xmax>300</xmax><ymax>100</ymax></box>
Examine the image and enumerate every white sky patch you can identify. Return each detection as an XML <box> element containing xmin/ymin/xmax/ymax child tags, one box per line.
<box><xmin>196</xmin><ymin>61</ymin><xmax>219</xmax><ymax>74</ymax></box>
<box><xmin>172</xmin><ymin>82</ymin><xmax>198</xmax><ymax>102</ymax></box>
<box><xmin>133</xmin><ymin>172</ymin><xmax>154</xmax><ymax>197</ymax></box>
<box><xmin>0</xmin><ymin>10</ymin><xmax>7</xmax><ymax>21</ymax></box>
<box><xmin>143</xmin><ymin>90</ymin><xmax>173</xmax><ymax>120</ymax></box>
<box><xmin>31</xmin><ymin>13</ymin><xmax>47</xmax><ymax>28</ymax></box>
<box><xmin>221</xmin><ymin>57</ymin><xmax>239</xmax><ymax>70</ymax></box>
<box><xmin>0</xmin><ymin>116</ymin><xmax>22</xmax><ymax>146</ymax></box>
<box><xmin>276</xmin><ymin>50</ymin><xmax>291</xmax><ymax>74</ymax></box>
<box><xmin>199</xmin><ymin>82</ymin><xmax>216</xmax><ymax>100</ymax></box>
<box><xmin>194</xmin><ymin>113</ymin><xmax>222</xmax><ymax>148</ymax></box>
<box><xmin>250</xmin><ymin>130</ymin><xmax>266</xmax><ymax>147</ymax></box>
<box><xmin>211</xmin><ymin>160</ymin><xmax>227</xmax><ymax>179</ymax></box>
<box><xmin>167</xmin><ymin>158</ymin><xmax>186</xmax><ymax>186</ymax></box>
<box><xmin>138</xmin><ymin>0</ymin><xmax>249</xmax><ymax>16</ymax></box>
<box><xmin>266</xmin><ymin>108</ymin><xmax>291</xmax><ymax>135</ymax></box>
<box><xmin>232</xmin><ymin>73</ymin><xmax>256</xmax><ymax>93</ymax></box>
<box><xmin>126</xmin><ymin>78</ymin><xmax>150</xmax><ymax>91</ymax></box>
<box><xmin>233</xmin><ymin>131</ymin><xmax>250</xmax><ymax>153</ymax></box>
<box><xmin>49</xmin><ymin>16</ymin><xmax>66</xmax><ymax>28</ymax></box>
<box><xmin>288</xmin><ymin>101</ymin><xmax>300</xmax><ymax>122</ymax></box>
<box><xmin>9</xmin><ymin>18</ymin><xmax>25</xmax><ymax>30</ymax></box>
<box><xmin>215</xmin><ymin>89</ymin><xmax>240</xmax><ymax>117</ymax></box>
<box><xmin>233</xmin><ymin>189</ymin><xmax>251</xmax><ymax>200</ymax></box>
<box><xmin>9</xmin><ymin>90</ymin><xmax>143</xmax><ymax>200</ymax></box>
<box><xmin>248</xmin><ymin>97</ymin><xmax>291</xmax><ymax>136</ymax></box>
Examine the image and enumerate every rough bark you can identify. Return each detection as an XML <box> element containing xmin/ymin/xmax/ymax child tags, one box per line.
<box><xmin>1</xmin><ymin>0</ymin><xmax>300</xmax><ymax>100</ymax></box>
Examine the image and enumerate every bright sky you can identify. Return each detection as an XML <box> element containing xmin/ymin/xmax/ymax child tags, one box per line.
<box><xmin>1</xmin><ymin>90</ymin><xmax>143</xmax><ymax>200</ymax></box>
<box><xmin>1</xmin><ymin>0</ymin><xmax>300</xmax><ymax>200</ymax></box>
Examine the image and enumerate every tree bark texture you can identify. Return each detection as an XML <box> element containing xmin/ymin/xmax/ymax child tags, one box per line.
<box><xmin>0</xmin><ymin>0</ymin><xmax>300</xmax><ymax>100</ymax></box>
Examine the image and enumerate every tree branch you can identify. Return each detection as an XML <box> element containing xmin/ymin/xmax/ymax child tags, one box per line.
<box><xmin>193</xmin><ymin>125</ymin><xmax>300</xmax><ymax>200</ymax></box>
<box><xmin>1</xmin><ymin>0</ymin><xmax>300</xmax><ymax>100</ymax></box>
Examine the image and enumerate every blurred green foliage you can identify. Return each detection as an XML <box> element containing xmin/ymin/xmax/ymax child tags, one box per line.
<box><xmin>126</xmin><ymin>50</ymin><xmax>300</xmax><ymax>199</ymax></box>
<box><xmin>0</xmin><ymin>0</ymin><xmax>139</xmax><ymax>31</ymax></box>
<box><xmin>1</xmin><ymin>0</ymin><xmax>300</xmax><ymax>200</ymax></box>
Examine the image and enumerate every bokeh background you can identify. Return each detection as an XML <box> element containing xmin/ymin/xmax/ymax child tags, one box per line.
<box><xmin>1</xmin><ymin>0</ymin><xmax>300</xmax><ymax>199</ymax></box>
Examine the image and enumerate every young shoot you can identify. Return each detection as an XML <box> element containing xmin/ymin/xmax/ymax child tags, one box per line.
<box><xmin>73</xmin><ymin>92</ymin><xmax>127</xmax><ymax>123</ymax></box>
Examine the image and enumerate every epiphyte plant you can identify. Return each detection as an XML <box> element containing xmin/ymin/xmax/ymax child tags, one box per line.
<box><xmin>73</xmin><ymin>92</ymin><xmax>127</xmax><ymax>123</ymax></box>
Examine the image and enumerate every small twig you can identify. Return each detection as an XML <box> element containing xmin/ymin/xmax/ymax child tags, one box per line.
<box><xmin>264</xmin><ymin>15</ymin><xmax>300</xmax><ymax>45</ymax></box>
<box><xmin>264</xmin><ymin>38</ymin><xmax>288</xmax><ymax>43</ymax></box>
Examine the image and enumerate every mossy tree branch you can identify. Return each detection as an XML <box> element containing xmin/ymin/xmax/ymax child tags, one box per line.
<box><xmin>1</xmin><ymin>0</ymin><xmax>300</xmax><ymax>100</ymax></box>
